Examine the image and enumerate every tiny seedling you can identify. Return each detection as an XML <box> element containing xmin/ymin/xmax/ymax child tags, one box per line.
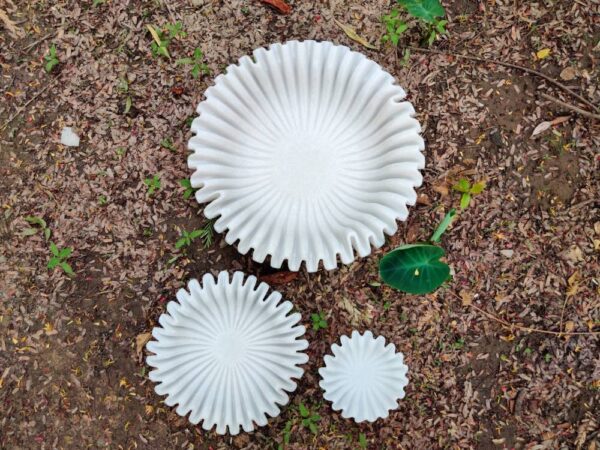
<box><xmin>48</xmin><ymin>242</ymin><xmax>74</xmax><ymax>275</ymax></box>
<box><xmin>452</xmin><ymin>178</ymin><xmax>486</xmax><ymax>210</ymax></box>
<box><xmin>358</xmin><ymin>433</ymin><xmax>368</xmax><ymax>449</ymax></box>
<box><xmin>144</xmin><ymin>175</ymin><xmax>161</xmax><ymax>196</ymax></box>
<box><xmin>175</xmin><ymin>222</ymin><xmax>214</xmax><ymax>249</ymax></box>
<box><xmin>98</xmin><ymin>195</ymin><xmax>108</xmax><ymax>206</ymax></box>
<box><xmin>115</xmin><ymin>147</ymin><xmax>126</xmax><ymax>157</ymax></box>
<box><xmin>92</xmin><ymin>0</ymin><xmax>106</xmax><ymax>6</ymax></box>
<box><xmin>277</xmin><ymin>420</ymin><xmax>293</xmax><ymax>450</ymax></box>
<box><xmin>298</xmin><ymin>403</ymin><xmax>320</xmax><ymax>434</ymax></box>
<box><xmin>23</xmin><ymin>216</ymin><xmax>51</xmax><ymax>240</ymax></box>
<box><xmin>310</xmin><ymin>312</ymin><xmax>327</xmax><ymax>331</ymax></box>
<box><xmin>147</xmin><ymin>25</ymin><xmax>170</xmax><ymax>58</ymax></box>
<box><xmin>382</xmin><ymin>9</ymin><xmax>408</xmax><ymax>46</ymax></box>
<box><xmin>176</xmin><ymin>48</ymin><xmax>210</xmax><ymax>79</ymax></box>
<box><xmin>44</xmin><ymin>44</ymin><xmax>59</xmax><ymax>73</ymax></box>
<box><xmin>160</xmin><ymin>138</ymin><xmax>176</xmax><ymax>152</ymax></box>
<box><xmin>165</xmin><ymin>22</ymin><xmax>186</xmax><ymax>39</ymax></box>
<box><xmin>178</xmin><ymin>179</ymin><xmax>197</xmax><ymax>199</ymax></box>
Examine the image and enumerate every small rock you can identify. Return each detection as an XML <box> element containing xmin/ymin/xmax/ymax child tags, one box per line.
<box><xmin>60</xmin><ymin>127</ymin><xmax>80</xmax><ymax>147</ymax></box>
<box><xmin>500</xmin><ymin>249</ymin><xmax>514</xmax><ymax>258</ymax></box>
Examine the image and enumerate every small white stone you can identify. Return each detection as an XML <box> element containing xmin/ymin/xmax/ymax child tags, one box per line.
<box><xmin>60</xmin><ymin>127</ymin><xmax>80</xmax><ymax>147</ymax></box>
<box><xmin>500</xmin><ymin>249</ymin><xmax>514</xmax><ymax>258</ymax></box>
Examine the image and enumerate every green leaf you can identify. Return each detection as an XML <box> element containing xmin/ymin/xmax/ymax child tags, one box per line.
<box><xmin>48</xmin><ymin>256</ymin><xmax>60</xmax><ymax>269</ymax></box>
<box><xmin>22</xmin><ymin>228</ymin><xmax>38</xmax><ymax>236</ymax></box>
<box><xmin>179</xmin><ymin>179</ymin><xmax>192</xmax><ymax>188</ymax></box>
<box><xmin>470</xmin><ymin>180</ymin><xmax>486</xmax><ymax>194</ymax></box>
<box><xmin>50</xmin><ymin>242</ymin><xmax>59</xmax><ymax>256</ymax></box>
<box><xmin>60</xmin><ymin>262</ymin><xmax>74</xmax><ymax>275</ymax></box>
<box><xmin>189</xmin><ymin>229</ymin><xmax>205</xmax><ymax>239</ymax></box>
<box><xmin>193</xmin><ymin>48</ymin><xmax>204</xmax><ymax>60</ymax></box>
<box><xmin>380</xmin><ymin>244</ymin><xmax>450</xmax><ymax>294</ymax></box>
<box><xmin>59</xmin><ymin>247</ymin><xmax>72</xmax><ymax>259</ymax></box>
<box><xmin>124</xmin><ymin>96</ymin><xmax>132</xmax><ymax>114</ymax></box>
<box><xmin>191</xmin><ymin>64</ymin><xmax>200</xmax><ymax>79</ymax></box>
<box><xmin>176</xmin><ymin>58</ymin><xmax>193</xmax><ymax>65</ymax></box>
<box><xmin>397</xmin><ymin>0</ymin><xmax>445</xmax><ymax>23</ymax></box>
<box><xmin>44</xmin><ymin>228</ymin><xmax>51</xmax><ymax>240</ymax></box>
<box><xmin>359</xmin><ymin>433</ymin><xmax>367</xmax><ymax>448</ymax></box>
<box><xmin>311</xmin><ymin>414</ymin><xmax>320</xmax><ymax>421</ymax></box>
<box><xmin>430</xmin><ymin>208</ymin><xmax>456</xmax><ymax>243</ymax></box>
<box><xmin>175</xmin><ymin>237</ymin><xmax>187</xmax><ymax>249</ymax></box>
<box><xmin>309</xmin><ymin>422</ymin><xmax>318</xmax><ymax>434</ymax></box>
<box><xmin>25</xmin><ymin>216</ymin><xmax>46</xmax><ymax>227</ymax></box>
<box><xmin>435</xmin><ymin>19</ymin><xmax>448</xmax><ymax>34</ymax></box>
<box><xmin>460</xmin><ymin>192</ymin><xmax>471</xmax><ymax>210</ymax></box>
<box><xmin>427</xmin><ymin>29</ymin><xmax>437</xmax><ymax>46</ymax></box>
<box><xmin>452</xmin><ymin>178</ymin><xmax>470</xmax><ymax>193</ymax></box>
<box><xmin>397</xmin><ymin>22</ymin><xmax>408</xmax><ymax>34</ymax></box>
<box><xmin>299</xmin><ymin>403</ymin><xmax>309</xmax><ymax>418</ymax></box>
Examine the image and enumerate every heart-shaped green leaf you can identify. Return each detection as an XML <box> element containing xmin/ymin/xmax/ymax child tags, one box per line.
<box><xmin>379</xmin><ymin>244</ymin><xmax>450</xmax><ymax>294</ymax></box>
<box><xmin>397</xmin><ymin>0</ymin><xmax>445</xmax><ymax>23</ymax></box>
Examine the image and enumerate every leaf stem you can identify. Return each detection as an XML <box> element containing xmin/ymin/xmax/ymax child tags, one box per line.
<box><xmin>430</xmin><ymin>208</ymin><xmax>456</xmax><ymax>243</ymax></box>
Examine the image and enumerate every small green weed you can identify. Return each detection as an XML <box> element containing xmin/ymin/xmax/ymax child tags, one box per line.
<box><xmin>310</xmin><ymin>312</ymin><xmax>327</xmax><ymax>331</ymax></box>
<box><xmin>23</xmin><ymin>216</ymin><xmax>51</xmax><ymax>240</ymax></box>
<box><xmin>48</xmin><ymin>242</ymin><xmax>74</xmax><ymax>275</ymax></box>
<box><xmin>277</xmin><ymin>420</ymin><xmax>293</xmax><ymax>450</ymax></box>
<box><xmin>452</xmin><ymin>178</ymin><xmax>486</xmax><ymax>210</ymax></box>
<box><xmin>148</xmin><ymin>22</ymin><xmax>186</xmax><ymax>58</ymax></box>
<box><xmin>358</xmin><ymin>433</ymin><xmax>368</xmax><ymax>449</ymax></box>
<box><xmin>175</xmin><ymin>222</ymin><xmax>214</xmax><ymax>249</ymax></box>
<box><xmin>44</xmin><ymin>44</ymin><xmax>59</xmax><ymax>73</ymax></box>
<box><xmin>92</xmin><ymin>0</ymin><xmax>106</xmax><ymax>6</ymax></box>
<box><xmin>298</xmin><ymin>403</ymin><xmax>320</xmax><ymax>434</ymax></box>
<box><xmin>144</xmin><ymin>174</ymin><xmax>161</xmax><ymax>196</ymax></box>
<box><xmin>178</xmin><ymin>179</ymin><xmax>197</xmax><ymax>199</ymax></box>
<box><xmin>115</xmin><ymin>147</ymin><xmax>126</xmax><ymax>157</ymax></box>
<box><xmin>176</xmin><ymin>48</ymin><xmax>210</xmax><ymax>79</ymax></box>
<box><xmin>160</xmin><ymin>137</ymin><xmax>176</xmax><ymax>152</ymax></box>
<box><xmin>98</xmin><ymin>195</ymin><xmax>108</xmax><ymax>206</ymax></box>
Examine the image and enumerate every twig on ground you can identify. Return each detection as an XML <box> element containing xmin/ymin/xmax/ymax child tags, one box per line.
<box><xmin>468</xmin><ymin>303</ymin><xmax>600</xmax><ymax>337</ymax></box>
<box><xmin>162</xmin><ymin>0</ymin><xmax>178</xmax><ymax>23</ymax></box>
<box><xmin>405</xmin><ymin>46</ymin><xmax>599</xmax><ymax>114</ymax></box>
<box><xmin>22</xmin><ymin>33</ymin><xmax>54</xmax><ymax>52</ymax></box>
<box><xmin>0</xmin><ymin>81</ymin><xmax>56</xmax><ymax>131</ymax></box>
<box><xmin>538</xmin><ymin>92</ymin><xmax>600</xmax><ymax>120</ymax></box>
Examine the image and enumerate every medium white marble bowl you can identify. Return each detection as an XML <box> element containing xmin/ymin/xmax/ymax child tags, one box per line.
<box><xmin>188</xmin><ymin>40</ymin><xmax>424</xmax><ymax>272</ymax></box>
<box><xmin>146</xmin><ymin>271</ymin><xmax>308</xmax><ymax>434</ymax></box>
<box><xmin>319</xmin><ymin>330</ymin><xmax>409</xmax><ymax>423</ymax></box>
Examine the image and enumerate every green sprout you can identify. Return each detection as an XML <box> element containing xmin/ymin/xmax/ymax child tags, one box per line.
<box><xmin>23</xmin><ymin>216</ymin><xmax>51</xmax><ymax>240</ymax></box>
<box><xmin>311</xmin><ymin>312</ymin><xmax>328</xmax><ymax>331</ymax></box>
<box><xmin>298</xmin><ymin>403</ymin><xmax>320</xmax><ymax>434</ymax></box>
<box><xmin>144</xmin><ymin>174</ymin><xmax>161</xmax><ymax>196</ymax></box>
<box><xmin>176</xmin><ymin>48</ymin><xmax>210</xmax><ymax>79</ymax></box>
<box><xmin>48</xmin><ymin>242</ymin><xmax>74</xmax><ymax>275</ymax></box>
<box><xmin>179</xmin><ymin>179</ymin><xmax>197</xmax><ymax>199</ymax></box>
<box><xmin>452</xmin><ymin>178</ymin><xmax>486</xmax><ymax>210</ymax></box>
<box><xmin>44</xmin><ymin>44</ymin><xmax>59</xmax><ymax>73</ymax></box>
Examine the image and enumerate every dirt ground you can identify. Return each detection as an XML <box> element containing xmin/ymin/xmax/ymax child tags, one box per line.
<box><xmin>1</xmin><ymin>0</ymin><xmax>599</xmax><ymax>449</ymax></box>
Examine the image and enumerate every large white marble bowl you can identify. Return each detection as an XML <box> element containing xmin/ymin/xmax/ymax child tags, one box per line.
<box><xmin>146</xmin><ymin>271</ymin><xmax>308</xmax><ymax>434</ymax></box>
<box><xmin>188</xmin><ymin>40</ymin><xmax>425</xmax><ymax>272</ymax></box>
<box><xmin>319</xmin><ymin>330</ymin><xmax>409</xmax><ymax>423</ymax></box>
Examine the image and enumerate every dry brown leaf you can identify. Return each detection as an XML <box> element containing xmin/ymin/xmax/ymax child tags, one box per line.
<box><xmin>260</xmin><ymin>0</ymin><xmax>291</xmax><ymax>14</ymax></box>
<box><xmin>550</xmin><ymin>116</ymin><xmax>570</xmax><ymax>126</ymax></box>
<box><xmin>564</xmin><ymin>321</ymin><xmax>575</xmax><ymax>333</ymax></box>
<box><xmin>136</xmin><ymin>332</ymin><xmax>152</xmax><ymax>356</ymax></box>
<box><xmin>560</xmin><ymin>67</ymin><xmax>577</xmax><ymax>81</ymax></box>
<box><xmin>432</xmin><ymin>184</ymin><xmax>449</xmax><ymax>197</ymax></box>
<box><xmin>260</xmin><ymin>271</ymin><xmax>298</xmax><ymax>285</ymax></box>
<box><xmin>0</xmin><ymin>8</ymin><xmax>22</xmax><ymax>38</ymax></box>
<box><xmin>459</xmin><ymin>289</ymin><xmax>473</xmax><ymax>306</ymax></box>
<box><xmin>566</xmin><ymin>271</ymin><xmax>580</xmax><ymax>298</ymax></box>
<box><xmin>334</xmin><ymin>19</ymin><xmax>378</xmax><ymax>50</ymax></box>
<box><xmin>531</xmin><ymin>121</ymin><xmax>551</xmax><ymax>137</ymax></box>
